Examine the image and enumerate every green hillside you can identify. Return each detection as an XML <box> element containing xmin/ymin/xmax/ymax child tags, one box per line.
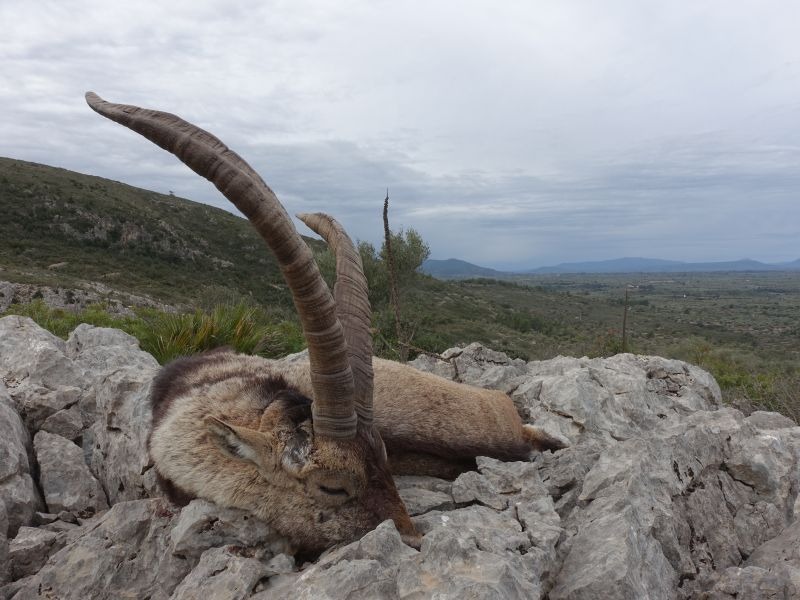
<box><xmin>0</xmin><ymin>157</ymin><xmax>324</xmax><ymax>311</ymax></box>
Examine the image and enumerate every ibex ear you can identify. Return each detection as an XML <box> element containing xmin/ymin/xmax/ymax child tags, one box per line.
<box><xmin>205</xmin><ymin>416</ymin><xmax>275</xmax><ymax>468</ymax></box>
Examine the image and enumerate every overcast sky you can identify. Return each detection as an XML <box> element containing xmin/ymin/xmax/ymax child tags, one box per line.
<box><xmin>2</xmin><ymin>0</ymin><xmax>799</xmax><ymax>269</ymax></box>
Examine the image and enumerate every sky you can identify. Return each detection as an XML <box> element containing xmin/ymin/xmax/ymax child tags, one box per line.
<box><xmin>2</xmin><ymin>0</ymin><xmax>799</xmax><ymax>270</ymax></box>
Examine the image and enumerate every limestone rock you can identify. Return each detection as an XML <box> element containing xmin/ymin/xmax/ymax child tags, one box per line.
<box><xmin>407</xmin><ymin>352</ymin><xmax>457</xmax><ymax>380</ymax></box>
<box><xmin>261</xmin><ymin>520</ymin><xmax>416</xmax><ymax>599</ymax></box>
<box><xmin>8</xmin><ymin>526</ymin><xmax>64</xmax><ymax>580</ymax></box>
<box><xmin>703</xmin><ymin>565</ymin><xmax>796</xmax><ymax>599</ymax></box>
<box><xmin>2</xmin><ymin>318</ymin><xmax>800</xmax><ymax>600</ymax></box>
<box><xmin>9</xmin><ymin>499</ymin><xmax>191</xmax><ymax>600</ymax></box>
<box><xmin>11</xmin><ymin>384</ymin><xmax>83</xmax><ymax>433</ymax></box>
<box><xmin>412</xmin><ymin>342</ymin><xmax>528</xmax><ymax>392</ymax></box>
<box><xmin>0</xmin><ymin>503</ymin><xmax>7</xmax><ymax>585</ymax></box>
<box><xmin>39</xmin><ymin>404</ymin><xmax>84</xmax><ymax>440</ymax></box>
<box><xmin>65</xmin><ymin>325</ymin><xmax>160</xmax><ymax>503</ymax></box>
<box><xmin>34</xmin><ymin>431</ymin><xmax>108</xmax><ymax>517</ymax></box>
<box><xmin>398</xmin><ymin>525</ymin><xmax>544</xmax><ymax>599</ymax></box>
<box><xmin>745</xmin><ymin>518</ymin><xmax>800</xmax><ymax>594</ymax></box>
<box><xmin>64</xmin><ymin>323</ymin><xmax>145</xmax><ymax>360</ymax></box>
<box><xmin>550</xmin><ymin>503</ymin><xmax>677</xmax><ymax>600</ymax></box>
<box><xmin>170</xmin><ymin>499</ymin><xmax>290</xmax><ymax>559</ymax></box>
<box><xmin>0</xmin><ymin>542</ymin><xmax>7</xmax><ymax>586</ymax></box>
<box><xmin>395</xmin><ymin>475</ymin><xmax>454</xmax><ymax>515</ymax></box>
<box><xmin>745</xmin><ymin>410</ymin><xmax>797</xmax><ymax>430</ymax></box>
<box><xmin>517</xmin><ymin>353</ymin><xmax>722</xmax><ymax>444</ymax></box>
<box><xmin>451</xmin><ymin>470</ymin><xmax>508</xmax><ymax>510</ymax></box>
<box><xmin>0</xmin><ymin>316</ymin><xmax>79</xmax><ymax>392</ymax></box>
<box><xmin>171</xmin><ymin>547</ymin><xmax>285</xmax><ymax>600</ymax></box>
<box><xmin>0</xmin><ymin>382</ymin><xmax>44</xmax><ymax>537</ymax></box>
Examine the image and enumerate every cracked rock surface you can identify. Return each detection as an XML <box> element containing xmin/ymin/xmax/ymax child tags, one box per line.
<box><xmin>1</xmin><ymin>320</ymin><xmax>799</xmax><ymax>599</ymax></box>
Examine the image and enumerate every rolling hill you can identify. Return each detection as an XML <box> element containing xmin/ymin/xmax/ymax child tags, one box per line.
<box><xmin>0</xmin><ymin>157</ymin><xmax>325</xmax><ymax>310</ymax></box>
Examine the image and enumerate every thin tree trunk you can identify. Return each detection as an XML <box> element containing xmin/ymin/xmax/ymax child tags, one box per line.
<box><xmin>383</xmin><ymin>191</ymin><xmax>407</xmax><ymax>361</ymax></box>
<box><xmin>621</xmin><ymin>286</ymin><xmax>629</xmax><ymax>353</ymax></box>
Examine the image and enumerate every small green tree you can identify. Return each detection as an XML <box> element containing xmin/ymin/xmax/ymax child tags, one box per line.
<box><xmin>377</xmin><ymin>194</ymin><xmax>429</xmax><ymax>359</ymax></box>
<box><xmin>312</xmin><ymin>194</ymin><xmax>430</xmax><ymax>360</ymax></box>
<box><xmin>379</xmin><ymin>228</ymin><xmax>430</xmax><ymax>288</ymax></box>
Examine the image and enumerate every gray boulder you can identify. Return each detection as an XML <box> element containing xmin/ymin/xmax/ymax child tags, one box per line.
<box><xmin>170</xmin><ymin>499</ymin><xmax>290</xmax><ymax>559</ymax></box>
<box><xmin>743</xmin><ymin>499</ymin><xmax>800</xmax><ymax>593</ymax></box>
<box><xmin>0</xmin><ymin>318</ymin><xmax>160</xmax><ymax>507</ymax></box>
<box><xmin>8</xmin><ymin>498</ymin><xmax>290</xmax><ymax>600</ymax></box>
<box><xmin>172</xmin><ymin>547</ymin><xmax>294</xmax><ymax>600</ymax></box>
<box><xmin>9</xmin><ymin>384</ymin><xmax>83</xmax><ymax>433</ymax></box>
<box><xmin>39</xmin><ymin>404</ymin><xmax>83</xmax><ymax>441</ymax></box>
<box><xmin>66</xmin><ymin>324</ymin><xmax>161</xmax><ymax>503</ymax></box>
<box><xmin>517</xmin><ymin>353</ymin><xmax>722</xmax><ymax>444</ymax></box>
<box><xmin>395</xmin><ymin>476</ymin><xmax>454</xmax><ymax>515</ymax></box>
<box><xmin>8</xmin><ymin>526</ymin><xmax>65</xmax><ymax>581</ymax></box>
<box><xmin>34</xmin><ymin>431</ymin><xmax>108</xmax><ymax>517</ymax></box>
<box><xmin>411</xmin><ymin>342</ymin><xmax>528</xmax><ymax>392</ymax></box>
<box><xmin>0</xmin><ymin>381</ymin><xmax>44</xmax><ymax>537</ymax></box>
<box><xmin>704</xmin><ymin>566</ymin><xmax>796</xmax><ymax>599</ymax></box>
<box><xmin>0</xmin><ymin>317</ymin><xmax>81</xmax><ymax>394</ymax></box>
<box><xmin>8</xmin><ymin>499</ymin><xmax>189</xmax><ymax>600</ymax></box>
<box><xmin>0</xmin><ymin>503</ymin><xmax>7</xmax><ymax>585</ymax></box>
<box><xmin>262</xmin><ymin>457</ymin><xmax>561</xmax><ymax>600</ymax></box>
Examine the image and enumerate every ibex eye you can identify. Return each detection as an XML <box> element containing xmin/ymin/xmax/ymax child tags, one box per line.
<box><xmin>318</xmin><ymin>485</ymin><xmax>349</xmax><ymax>497</ymax></box>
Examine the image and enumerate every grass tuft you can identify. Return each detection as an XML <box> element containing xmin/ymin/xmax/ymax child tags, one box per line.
<box><xmin>3</xmin><ymin>300</ymin><xmax>305</xmax><ymax>364</ymax></box>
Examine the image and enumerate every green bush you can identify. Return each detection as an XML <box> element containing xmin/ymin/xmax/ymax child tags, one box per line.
<box><xmin>588</xmin><ymin>328</ymin><xmax>628</xmax><ymax>357</ymax></box>
<box><xmin>668</xmin><ymin>337</ymin><xmax>799</xmax><ymax>422</ymax></box>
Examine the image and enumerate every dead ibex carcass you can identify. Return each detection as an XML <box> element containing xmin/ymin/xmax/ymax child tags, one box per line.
<box><xmin>86</xmin><ymin>93</ymin><xmax>563</xmax><ymax>552</ymax></box>
<box><xmin>86</xmin><ymin>92</ymin><xmax>418</xmax><ymax>553</ymax></box>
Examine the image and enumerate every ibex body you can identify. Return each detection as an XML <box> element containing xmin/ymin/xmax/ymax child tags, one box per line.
<box><xmin>287</xmin><ymin>356</ymin><xmax>558</xmax><ymax>477</ymax></box>
<box><xmin>86</xmin><ymin>93</ymin><xmax>560</xmax><ymax>554</ymax></box>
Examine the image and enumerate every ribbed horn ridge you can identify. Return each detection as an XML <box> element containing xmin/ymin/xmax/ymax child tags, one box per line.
<box><xmin>85</xmin><ymin>92</ymin><xmax>357</xmax><ymax>439</ymax></box>
<box><xmin>297</xmin><ymin>213</ymin><xmax>374</xmax><ymax>426</ymax></box>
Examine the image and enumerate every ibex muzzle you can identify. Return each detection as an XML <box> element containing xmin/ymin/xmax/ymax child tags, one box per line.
<box><xmin>86</xmin><ymin>92</ymin><xmax>419</xmax><ymax>553</ymax></box>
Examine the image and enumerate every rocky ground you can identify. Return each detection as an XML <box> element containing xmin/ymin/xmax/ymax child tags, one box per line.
<box><xmin>0</xmin><ymin>280</ymin><xmax>175</xmax><ymax>316</ymax></box>
<box><xmin>0</xmin><ymin>314</ymin><xmax>798</xmax><ymax>599</ymax></box>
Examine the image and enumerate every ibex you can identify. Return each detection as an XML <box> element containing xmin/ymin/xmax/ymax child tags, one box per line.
<box><xmin>86</xmin><ymin>93</ymin><xmax>563</xmax><ymax>554</ymax></box>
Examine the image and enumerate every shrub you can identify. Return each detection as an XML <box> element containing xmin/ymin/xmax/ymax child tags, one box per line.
<box><xmin>668</xmin><ymin>337</ymin><xmax>799</xmax><ymax>423</ymax></box>
<box><xmin>2</xmin><ymin>300</ymin><xmax>305</xmax><ymax>365</ymax></box>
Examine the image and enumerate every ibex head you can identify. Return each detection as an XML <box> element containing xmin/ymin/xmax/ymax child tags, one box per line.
<box><xmin>85</xmin><ymin>93</ymin><xmax>418</xmax><ymax>552</ymax></box>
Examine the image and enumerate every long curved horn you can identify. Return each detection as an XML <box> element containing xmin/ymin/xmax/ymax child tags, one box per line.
<box><xmin>85</xmin><ymin>92</ymin><xmax>357</xmax><ymax>439</ymax></box>
<box><xmin>297</xmin><ymin>213</ymin><xmax>374</xmax><ymax>426</ymax></box>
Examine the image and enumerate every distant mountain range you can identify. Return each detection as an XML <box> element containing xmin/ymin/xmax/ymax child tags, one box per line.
<box><xmin>419</xmin><ymin>259</ymin><xmax>508</xmax><ymax>279</ymax></box>
<box><xmin>422</xmin><ymin>256</ymin><xmax>800</xmax><ymax>279</ymax></box>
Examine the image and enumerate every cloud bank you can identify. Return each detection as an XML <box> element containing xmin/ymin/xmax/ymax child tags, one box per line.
<box><xmin>2</xmin><ymin>0</ymin><xmax>798</xmax><ymax>268</ymax></box>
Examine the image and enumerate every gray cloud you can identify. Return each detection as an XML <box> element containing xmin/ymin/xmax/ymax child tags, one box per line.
<box><xmin>1</xmin><ymin>0</ymin><xmax>798</xmax><ymax>269</ymax></box>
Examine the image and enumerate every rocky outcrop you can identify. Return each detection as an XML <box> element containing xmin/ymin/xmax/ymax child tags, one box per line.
<box><xmin>0</xmin><ymin>279</ymin><xmax>175</xmax><ymax>317</ymax></box>
<box><xmin>6</xmin><ymin>499</ymin><xmax>292</xmax><ymax>600</ymax></box>
<box><xmin>34</xmin><ymin>431</ymin><xmax>108</xmax><ymax>516</ymax></box>
<box><xmin>1</xmin><ymin>320</ymin><xmax>798</xmax><ymax>599</ymax></box>
<box><xmin>0</xmin><ymin>380</ymin><xmax>44</xmax><ymax>538</ymax></box>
